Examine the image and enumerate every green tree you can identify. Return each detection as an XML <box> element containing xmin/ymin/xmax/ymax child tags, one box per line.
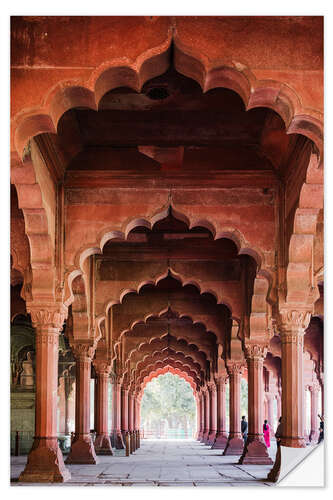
<box><xmin>141</xmin><ymin>374</ymin><xmax>196</xmax><ymax>436</ymax></box>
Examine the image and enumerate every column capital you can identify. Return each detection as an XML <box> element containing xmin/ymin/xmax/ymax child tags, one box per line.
<box><xmin>93</xmin><ymin>359</ymin><xmax>111</xmax><ymax>377</ymax></box>
<box><xmin>28</xmin><ymin>303</ymin><xmax>68</xmax><ymax>330</ymax></box>
<box><xmin>244</xmin><ymin>341</ymin><xmax>268</xmax><ymax>361</ymax></box>
<box><xmin>71</xmin><ymin>341</ymin><xmax>96</xmax><ymax>361</ymax></box>
<box><xmin>207</xmin><ymin>381</ymin><xmax>217</xmax><ymax>393</ymax></box>
<box><xmin>278</xmin><ymin>308</ymin><xmax>312</xmax><ymax>336</ymax></box>
<box><xmin>226</xmin><ymin>360</ymin><xmax>245</xmax><ymax>375</ymax></box>
<box><xmin>215</xmin><ymin>372</ymin><xmax>228</xmax><ymax>385</ymax></box>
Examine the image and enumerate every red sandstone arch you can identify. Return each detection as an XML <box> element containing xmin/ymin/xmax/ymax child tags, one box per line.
<box><xmin>136</xmin><ymin>359</ymin><xmax>201</xmax><ymax>392</ymax></box>
<box><xmin>132</xmin><ymin>351</ymin><xmax>203</xmax><ymax>383</ymax></box>
<box><xmin>12</xmin><ymin>38</ymin><xmax>322</xmax><ymax>159</ymax></box>
<box><xmin>111</xmin><ymin>305</ymin><xmax>221</xmax><ymax>357</ymax></box>
<box><xmin>124</xmin><ymin>334</ymin><xmax>210</xmax><ymax>368</ymax></box>
<box><xmin>11</xmin><ymin>31</ymin><xmax>323</xmax><ymax>325</ymax></box>
<box><xmin>64</xmin><ymin>211</ymin><xmax>266</xmax><ymax>323</ymax></box>
<box><xmin>125</xmin><ymin>342</ymin><xmax>207</xmax><ymax>378</ymax></box>
<box><xmin>139</xmin><ymin>366</ymin><xmax>197</xmax><ymax>396</ymax></box>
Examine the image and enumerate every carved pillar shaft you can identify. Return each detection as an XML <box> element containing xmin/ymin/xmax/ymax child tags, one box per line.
<box><xmin>211</xmin><ymin>376</ymin><xmax>228</xmax><ymax>449</ymax></box>
<box><xmin>277</xmin><ymin>392</ymin><xmax>282</xmax><ymax>420</ymax></box>
<box><xmin>202</xmin><ymin>389</ymin><xmax>210</xmax><ymax>443</ymax></box>
<box><xmin>64</xmin><ymin>377</ymin><xmax>74</xmax><ymax>435</ymax></box>
<box><xmin>114</xmin><ymin>381</ymin><xmax>124</xmax><ymax>448</ymax></box>
<box><xmin>128</xmin><ymin>392</ymin><xmax>134</xmax><ymax>432</ymax></box>
<box><xmin>280</xmin><ymin>311</ymin><xmax>310</xmax><ymax>448</ymax></box>
<box><xmin>19</xmin><ymin>307</ymin><xmax>71</xmax><ymax>483</ymax></box>
<box><xmin>309</xmin><ymin>385</ymin><xmax>319</xmax><ymax>443</ymax></box>
<box><xmin>93</xmin><ymin>362</ymin><xmax>113</xmax><ymax>455</ymax></box>
<box><xmin>266</xmin><ymin>393</ymin><xmax>275</xmax><ymax>437</ymax></box>
<box><xmin>121</xmin><ymin>387</ymin><xmax>129</xmax><ymax>435</ymax></box>
<box><xmin>239</xmin><ymin>346</ymin><xmax>272</xmax><ymax>464</ymax></box>
<box><xmin>198</xmin><ymin>393</ymin><xmax>204</xmax><ymax>441</ymax></box>
<box><xmin>66</xmin><ymin>344</ymin><xmax>98</xmax><ymax>464</ymax></box>
<box><xmin>223</xmin><ymin>363</ymin><xmax>244</xmax><ymax>455</ymax></box>
<box><xmin>207</xmin><ymin>385</ymin><xmax>217</xmax><ymax>444</ymax></box>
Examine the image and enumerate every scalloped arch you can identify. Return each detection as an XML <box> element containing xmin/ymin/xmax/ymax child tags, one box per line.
<box><xmin>139</xmin><ymin>366</ymin><xmax>197</xmax><ymax>395</ymax></box>
<box><xmin>12</xmin><ymin>38</ymin><xmax>323</xmax><ymax>160</ymax></box>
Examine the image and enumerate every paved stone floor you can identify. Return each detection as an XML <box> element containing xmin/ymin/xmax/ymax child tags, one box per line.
<box><xmin>11</xmin><ymin>439</ymin><xmax>277</xmax><ymax>486</ymax></box>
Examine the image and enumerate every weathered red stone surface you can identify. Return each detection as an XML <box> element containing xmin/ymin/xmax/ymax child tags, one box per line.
<box><xmin>211</xmin><ymin>376</ymin><xmax>228</xmax><ymax>449</ymax></box>
<box><xmin>10</xmin><ymin>16</ymin><xmax>324</xmax><ymax>483</ymax></box>
<box><xmin>19</xmin><ymin>308</ymin><xmax>71</xmax><ymax>483</ymax></box>
<box><xmin>223</xmin><ymin>364</ymin><xmax>244</xmax><ymax>456</ymax></box>
<box><xmin>93</xmin><ymin>361</ymin><xmax>113</xmax><ymax>455</ymax></box>
<box><xmin>239</xmin><ymin>344</ymin><xmax>272</xmax><ymax>465</ymax></box>
<box><xmin>66</xmin><ymin>345</ymin><xmax>98</xmax><ymax>464</ymax></box>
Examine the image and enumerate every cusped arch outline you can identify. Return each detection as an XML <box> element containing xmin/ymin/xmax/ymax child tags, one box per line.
<box><xmin>12</xmin><ymin>37</ymin><xmax>322</xmax><ymax>159</ymax></box>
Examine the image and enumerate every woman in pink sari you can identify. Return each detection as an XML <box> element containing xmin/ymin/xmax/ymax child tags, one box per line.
<box><xmin>263</xmin><ymin>420</ymin><xmax>270</xmax><ymax>448</ymax></box>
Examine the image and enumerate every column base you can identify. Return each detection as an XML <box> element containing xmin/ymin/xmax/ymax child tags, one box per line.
<box><xmin>94</xmin><ymin>433</ymin><xmax>113</xmax><ymax>455</ymax></box>
<box><xmin>238</xmin><ymin>435</ymin><xmax>273</xmax><ymax>464</ymax></box>
<box><xmin>223</xmin><ymin>434</ymin><xmax>244</xmax><ymax>455</ymax></box>
<box><xmin>197</xmin><ymin>431</ymin><xmax>204</xmax><ymax>441</ymax></box>
<box><xmin>280</xmin><ymin>436</ymin><xmax>306</xmax><ymax>447</ymax></box>
<box><xmin>201</xmin><ymin>430</ymin><xmax>209</xmax><ymax>443</ymax></box>
<box><xmin>65</xmin><ymin>434</ymin><xmax>98</xmax><ymax>464</ymax></box>
<box><xmin>19</xmin><ymin>437</ymin><xmax>71</xmax><ymax>483</ymax></box>
<box><xmin>207</xmin><ymin>431</ymin><xmax>217</xmax><ymax>445</ymax></box>
<box><xmin>115</xmin><ymin>431</ymin><xmax>125</xmax><ymax>449</ymax></box>
<box><xmin>211</xmin><ymin>432</ymin><xmax>228</xmax><ymax>450</ymax></box>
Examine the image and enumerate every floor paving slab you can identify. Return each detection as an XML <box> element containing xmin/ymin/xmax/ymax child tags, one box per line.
<box><xmin>11</xmin><ymin>438</ymin><xmax>276</xmax><ymax>487</ymax></box>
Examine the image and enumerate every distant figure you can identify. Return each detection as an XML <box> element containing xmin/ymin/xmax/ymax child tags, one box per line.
<box><xmin>263</xmin><ymin>419</ymin><xmax>270</xmax><ymax>447</ymax></box>
<box><xmin>241</xmin><ymin>416</ymin><xmax>248</xmax><ymax>443</ymax></box>
<box><xmin>318</xmin><ymin>414</ymin><xmax>324</xmax><ymax>443</ymax></box>
<box><xmin>275</xmin><ymin>417</ymin><xmax>282</xmax><ymax>447</ymax></box>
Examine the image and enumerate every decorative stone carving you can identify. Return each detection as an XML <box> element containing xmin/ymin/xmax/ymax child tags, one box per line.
<box><xmin>29</xmin><ymin>305</ymin><xmax>67</xmax><ymax>330</ymax></box>
<box><xmin>93</xmin><ymin>360</ymin><xmax>111</xmax><ymax>377</ymax></box>
<box><xmin>244</xmin><ymin>342</ymin><xmax>268</xmax><ymax>360</ymax></box>
<box><xmin>226</xmin><ymin>361</ymin><xmax>245</xmax><ymax>375</ymax></box>
<box><xmin>278</xmin><ymin>309</ymin><xmax>312</xmax><ymax>333</ymax></box>
<box><xmin>71</xmin><ymin>342</ymin><xmax>96</xmax><ymax>361</ymax></box>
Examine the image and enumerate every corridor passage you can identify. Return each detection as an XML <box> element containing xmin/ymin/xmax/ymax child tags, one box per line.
<box><xmin>11</xmin><ymin>439</ymin><xmax>276</xmax><ymax>486</ymax></box>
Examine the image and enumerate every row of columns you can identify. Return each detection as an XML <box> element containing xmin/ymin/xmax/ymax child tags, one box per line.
<box><xmin>197</xmin><ymin>354</ymin><xmax>273</xmax><ymax>464</ymax></box>
<box><xmin>18</xmin><ymin>306</ymin><xmax>323</xmax><ymax>482</ymax></box>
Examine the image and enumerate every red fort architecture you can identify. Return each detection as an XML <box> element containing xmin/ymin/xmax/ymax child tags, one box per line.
<box><xmin>10</xmin><ymin>16</ymin><xmax>323</xmax><ymax>484</ymax></box>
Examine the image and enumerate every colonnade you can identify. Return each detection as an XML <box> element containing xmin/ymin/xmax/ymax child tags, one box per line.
<box><xmin>18</xmin><ymin>307</ymin><xmax>323</xmax><ymax>483</ymax></box>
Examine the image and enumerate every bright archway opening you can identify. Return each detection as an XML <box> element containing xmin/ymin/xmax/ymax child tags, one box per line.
<box><xmin>140</xmin><ymin>373</ymin><xmax>196</xmax><ymax>439</ymax></box>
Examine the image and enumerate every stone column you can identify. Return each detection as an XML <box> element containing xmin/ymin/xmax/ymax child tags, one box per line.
<box><xmin>121</xmin><ymin>385</ymin><xmax>129</xmax><ymax>441</ymax></box>
<box><xmin>202</xmin><ymin>388</ymin><xmax>210</xmax><ymax>444</ymax></box>
<box><xmin>66</xmin><ymin>343</ymin><xmax>98</xmax><ymax>464</ymax></box>
<box><xmin>212</xmin><ymin>374</ymin><xmax>228</xmax><ymax>449</ymax></box>
<box><xmin>128</xmin><ymin>391</ymin><xmax>135</xmax><ymax>452</ymax></box>
<box><xmin>197</xmin><ymin>392</ymin><xmax>204</xmax><ymax>441</ymax></box>
<box><xmin>276</xmin><ymin>391</ymin><xmax>282</xmax><ymax>421</ymax></box>
<box><xmin>93</xmin><ymin>360</ymin><xmax>113</xmax><ymax>455</ymax></box>
<box><xmin>239</xmin><ymin>343</ymin><xmax>272</xmax><ymax>464</ymax></box>
<box><xmin>279</xmin><ymin>309</ymin><xmax>311</xmax><ymax>447</ymax></box>
<box><xmin>64</xmin><ymin>376</ymin><xmax>74</xmax><ymax>435</ymax></box>
<box><xmin>304</xmin><ymin>386</ymin><xmax>310</xmax><ymax>443</ymax></box>
<box><xmin>114</xmin><ymin>379</ymin><xmax>125</xmax><ymax>449</ymax></box>
<box><xmin>309</xmin><ymin>383</ymin><xmax>320</xmax><ymax>443</ymax></box>
<box><xmin>207</xmin><ymin>383</ymin><xmax>217</xmax><ymax>445</ymax></box>
<box><xmin>223</xmin><ymin>362</ymin><xmax>244</xmax><ymax>455</ymax></box>
<box><xmin>19</xmin><ymin>306</ymin><xmax>71</xmax><ymax>483</ymax></box>
<box><xmin>266</xmin><ymin>392</ymin><xmax>275</xmax><ymax>438</ymax></box>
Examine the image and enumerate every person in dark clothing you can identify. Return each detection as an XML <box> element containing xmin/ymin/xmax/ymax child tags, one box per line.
<box><xmin>275</xmin><ymin>416</ymin><xmax>282</xmax><ymax>447</ymax></box>
<box><xmin>241</xmin><ymin>415</ymin><xmax>248</xmax><ymax>443</ymax></box>
<box><xmin>318</xmin><ymin>414</ymin><xmax>324</xmax><ymax>443</ymax></box>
